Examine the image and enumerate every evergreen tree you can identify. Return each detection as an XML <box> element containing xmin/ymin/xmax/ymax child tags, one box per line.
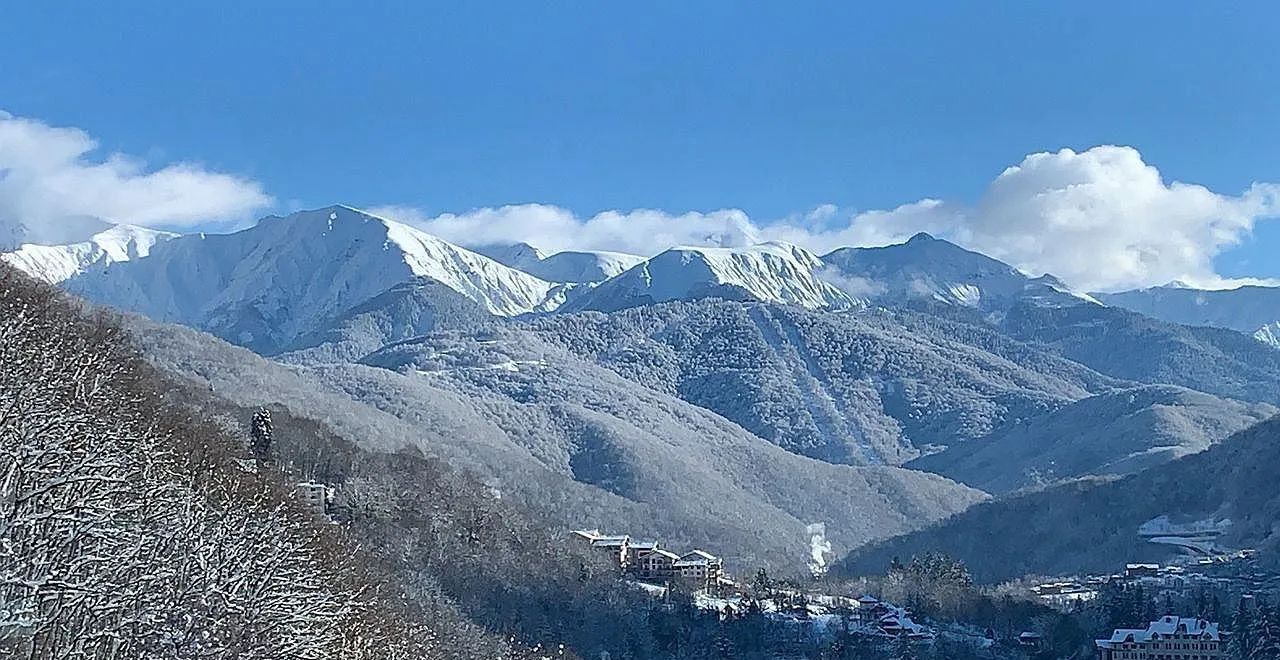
<box><xmin>1137</xmin><ymin>585</ymin><xmax>1156</xmax><ymax>625</ymax></box>
<box><xmin>1228</xmin><ymin>597</ymin><xmax>1254</xmax><ymax>660</ymax></box>
<box><xmin>750</xmin><ymin>567</ymin><xmax>772</xmax><ymax>597</ymax></box>
<box><xmin>712</xmin><ymin>626</ymin><xmax>737</xmax><ymax>659</ymax></box>
<box><xmin>1251</xmin><ymin>601</ymin><xmax>1280</xmax><ymax>660</ymax></box>
<box><xmin>889</xmin><ymin>635</ymin><xmax>919</xmax><ymax>660</ymax></box>
<box><xmin>251</xmin><ymin>407</ymin><xmax>273</xmax><ymax>460</ymax></box>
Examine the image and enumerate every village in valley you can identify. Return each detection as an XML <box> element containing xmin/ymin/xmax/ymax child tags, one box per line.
<box><xmin>568</xmin><ymin>526</ymin><xmax>1280</xmax><ymax>659</ymax></box>
<box><xmin>570</xmin><ymin>529</ymin><xmax>938</xmax><ymax>638</ymax></box>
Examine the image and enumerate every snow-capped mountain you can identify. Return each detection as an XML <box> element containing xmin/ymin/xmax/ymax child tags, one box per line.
<box><xmin>476</xmin><ymin>242</ymin><xmax>645</xmax><ymax>283</ymax></box>
<box><xmin>1098</xmin><ymin>284</ymin><xmax>1280</xmax><ymax>349</ymax></box>
<box><xmin>2</xmin><ymin>224</ymin><xmax>177</xmax><ymax>283</ymax></box>
<box><xmin>0</xmin><ymin>214</ymin><xmax>116</xmax><ymax>251</ymax></box>
<box><xmin>821</xmin><ymin>233</ymin><xmax>1097</xmax><ymax>312</ymax></box>
<box><xmin>65</xmin><ymin>205</ymin><xmax>569</xmax><ymax>354</ymax></box>
<box><xmin>562</xmin><ymin>242</ymin><xmax>860</xmax><ymax>312</ymax></box>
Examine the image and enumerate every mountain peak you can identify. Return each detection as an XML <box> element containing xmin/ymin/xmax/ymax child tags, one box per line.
<box><xmin>564</xmin><ymin>241</ymin><xmax>856</xmax><ymax>312</ymax></box>
<box><xmin>820</xmin><ymin>234</ymin><xmax>1093</xmax><ymax>311</ymax></box>
<box><xmin>476</xmin><ymin>242</ymin><xmax>549</xmax><ymax>266</ymax></box>
<box><xmin>61</xmin><ymin>207</ymin><xmax>570</xmax><ymax>353</ymax></box>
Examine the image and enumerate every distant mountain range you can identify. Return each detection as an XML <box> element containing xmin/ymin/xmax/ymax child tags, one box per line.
<box><xmin>475</xmin><ymin>242</ymin><xmax>645</xmax><ymax>283</ymax></box>
<box><xmin>1099</xmin><ymin>284</ymin><xmax>1280</xmax><ymax>350</ymax></box>
<box><xmin>822</xmin><ymin>232</ymin><xmax>1098</xmax><ymax>312</ymax></box>
<box><xmin>7</xmin><ymin>204</ymin><xmax>1280</xmax><ymax>575</ymax></box>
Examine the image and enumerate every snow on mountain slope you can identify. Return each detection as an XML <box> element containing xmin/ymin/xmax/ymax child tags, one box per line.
<box><xmin>564</xmin><ymin>242</ymin><xmax>859</xmax><ymax>312</ymax></box>
<box><xmin>1098</xmin><ymin>284</ymin><xmax>1280</xmax><ymax>349</ymax></box>
<box><xmin>66</xmin><ymin>205</ymin><xmax>569</xmax><ymax>354</ymax></box>
<box><xmin>822</xmin><ymin>233</ymin><xmax>1097</xmax><ymax>312</ymax></box>
<box><xmin>477</xmin><ymin>242</ymin><xmax>646</xmax><ymax>283</ymax></box>
<box><xmin>1256</xmin><ymin>322</ymin><xmax>1280</xmax><ymax>349</ymax></box>
<box><xmin>122</xmin><ymin>311</ymin><xmax>986</xmax><ymax>572</ymax></box>
<box><xmin>2</xmin><ymin>224</ymin><xmax>177</xmax><ymax>283</ymax></box>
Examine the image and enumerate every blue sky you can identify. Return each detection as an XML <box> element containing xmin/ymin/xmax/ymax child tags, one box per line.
<box><xmin>2</xmin><ymin>2</ymin><xmax>1279</xmax><ymax>289</ymax></box>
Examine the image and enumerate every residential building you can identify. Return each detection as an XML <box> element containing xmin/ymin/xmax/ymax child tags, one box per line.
<box><xmin>1125</xmin><ymin>563</ymin><xmax>1161</xmax><ymax>579</ymax></box>
<box><xmin>295</xmin><ymin>481</ymin><xmax>329</xmax><ymax>516</ymax></box>
<box><xmin>591</xmin><ymin>535</ymin><xmax>632</xmax><ymax>566</ymax></box>
<box><xmin>673</xmin><ymin>550</ymin><xmax>724</xmax><ymax>584</ymax></box>
<box><xmin>570</xmin><ymin>529</ymin><xmax>603</xmax><ymax>543</ymax></box>
<box><xmin>1095</xmin><ymin>616</ymin><xmax>1222</xmax><ymax>659</ymax></box>
<box><xmin>628</xmin><ymin>540</ymin><xmax>659</xmax><ymax>556</ymax></box>
<box><xmin>877</xmin><ymin>605</ymin><xmax>933</xmax><ymax>640</ymax></box>
<box><xmin>568</xmin><ymin>529</ymin><xmax>729</xmax><ymax>587</ymax></box>
<box><xmin>1033</xmin><ymin>580</ymin><xmax>1099</xmax><ymax>610</ymax></box>
<box><xmin>632</xmin><ymin>547</ymin><xmax>680</xmax><ymax>581</ymax></box>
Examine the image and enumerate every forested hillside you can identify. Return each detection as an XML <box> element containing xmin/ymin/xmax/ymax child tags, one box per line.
<box><xmin>126</xmin><ymin>310</ymin><xmax>985</xmax><ymax>572</ymax></box>
<box><xmin>171</xmin><ymin>387</ymin><xmax>800</xmax><ymax>659</ymax></box>
<box><xmin>0</xmin><ymin>265</ymin><xmax>514</xmax><ymax>658</ymax></box>
<box><xmin>837</xmin><ymin>413</ymin><xmax>1280</xmax><ymax>584</ymax></box>
<box><xmin>909</xmin><ymin>385</ymin><xmax>1276</xmax><ymax>493</ymax></box>
<box><xmin>524</xmin><ymin>300</ymin><xmax>1109</xmax><ymax>466</ymax></box>
<box><xmin>999</xmin><ymin>302</ymin><xmax>1280</xmax><ymax>405</ymax></box>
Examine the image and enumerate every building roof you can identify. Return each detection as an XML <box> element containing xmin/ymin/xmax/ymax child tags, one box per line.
<box><xmin>679</xmin><ymin>550</ymin><xmax>720</xmax><ymax>563</ymax></box>
<box><xmin>629</xmin><ymin>540</ymin><xmax>659</xmax><ymax>551</ymax></box>
<box><xmin>591</xmin><ymin>536</ymin><xmax>630</xmax><ymax>548</ymax></box>
<box><xmin>571</xmin><ymin>529</ymin><xmax>602</xmax><ymax>541</ymax></box>
<box><xmin>1097</xmin><ymin>616</ymin><xmax>1220</xmax><ymax>648</ymax></box>
<box><xmin>640</xmin><ymin>548</ymin><xmax>680</xmax><ymax>560</ymax></box>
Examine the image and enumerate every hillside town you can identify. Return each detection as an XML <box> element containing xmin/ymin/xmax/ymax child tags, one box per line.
<box><xmin>1031</xmin><ymin>552</ymin><xmax>1270</xmax><ymax>613</ymax></box>
<box><xmin>571</xmin><ymin>529</ymin><xmax>731</xmax><ymax>589</ymax></box>
<box><xmin>569</xmin><ymin>526</ymin><xmax>1280</xmax><ymax>658</ymax></box>
<box><xmin>571</xmin><ymin>529</ymin><xmax>946</xmax><ymax>644</ymax></box>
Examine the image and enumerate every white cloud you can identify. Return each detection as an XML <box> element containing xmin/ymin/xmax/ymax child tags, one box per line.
<box><xmin>369</xmin><ymin>204</ymin><xmax>762</xmax><ymax>256</ymax></box>
<box><xmin>0</xmin><ymin>111</ymin><xmax>271</xmax><ymax>243</ymax></box>
<box><xmin>814</xmin><ymin>266</ymin><xmax>887</xmax><ymax>299</ymax></box>
<box><xmin>942</xmin><ymin>146</ymin><xmax>1278</xmax><ymax>291</ymax></box>
<box><xmin>377</xmin><ymin>146</ymin><xmax>1280</xmax><ymax>291</ymax></box>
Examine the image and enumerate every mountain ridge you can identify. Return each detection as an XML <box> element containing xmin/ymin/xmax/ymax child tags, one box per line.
<box><xmin>821</xmin><ymin>232</ymin><xmax>1098</xmax><ymax>312</ymax></box>
<box><xmin>60</xmin><ymin>206</ymin><xmax>571</xmax><ymax>353</ymax></box>
<box><xmin>2</xmin><ymin>223</ymin><xmax>177</xmax><ymax>282</ymax></box>
<box><xmin>476</xmin><ymin>242</ymin><xmax>646</xmax><ymax>283</ymax></box>
<box><xmin>1099</xmin><ymin>283</ymin><xmax>1280</xmax><ymax>349</ymax></box>
<box><xmin>563</xmin><ymin>241</ymin><xmax>861</xmax><ymax>313</ymax></box>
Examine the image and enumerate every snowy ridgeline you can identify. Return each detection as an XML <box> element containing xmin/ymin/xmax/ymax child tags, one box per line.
<box><xmin>3</xmin><ymin>205</ymin><xmax>1118</xmax><ymax>355</ymax></box>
